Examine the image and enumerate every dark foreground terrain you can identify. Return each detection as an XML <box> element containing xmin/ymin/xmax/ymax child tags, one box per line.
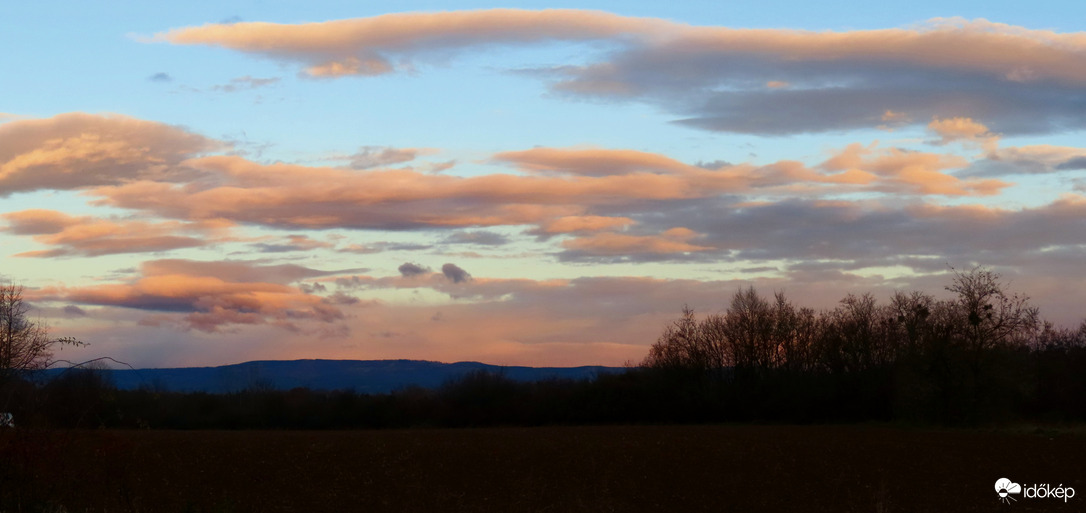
<box><xmin>2</xmin><ymin>424</ymin><xmax>1082</xmax><ymax>512</ymax></box>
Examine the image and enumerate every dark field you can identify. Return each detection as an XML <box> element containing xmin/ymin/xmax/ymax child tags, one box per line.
<box><xmin>2</xmin><ymin>425</ymin><xmax>1083</xmax><ymax>512</ymax></box>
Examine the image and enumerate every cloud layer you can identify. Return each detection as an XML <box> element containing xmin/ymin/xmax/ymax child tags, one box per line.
<box><xmin>4</xmin><ymin>113</ymin><xmax>1081</xmax><ymax>268</ymax></box>
<box><xmin>155</xmin><ymin>11</ymin><xmax>1086</xmax><ymax>134</ymax></box>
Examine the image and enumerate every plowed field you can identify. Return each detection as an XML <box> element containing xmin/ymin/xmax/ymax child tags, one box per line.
<box><xmin>2</xmin><ymin>425</ymin><xmax>1082</xmax><ymax>512</ymax></box>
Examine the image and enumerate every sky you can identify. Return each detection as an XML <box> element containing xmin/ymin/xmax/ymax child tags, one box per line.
<box><xmin>2</xmin><ymin>1</ymin><xmax>1085</xmax><ymax>368</ymax></box>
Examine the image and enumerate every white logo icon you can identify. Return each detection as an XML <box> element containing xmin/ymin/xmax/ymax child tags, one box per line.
<box><xmin>996</xmin><ymin>478</ymin><xmax>1022</xmax><ymax>504</ymax></box>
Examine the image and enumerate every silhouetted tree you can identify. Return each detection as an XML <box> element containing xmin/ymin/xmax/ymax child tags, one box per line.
<box><xmin>886</xmin><ymin>290</ymin><xmax>939</xmax><ymax>353</ymax></box>
<box><xmin>0</xmin><ymin>283</ymin><xmax>83</xmax><ymax>383</ymax></box>
<box><xmin>946</xmin><ymin>265</ymin><xmax>1039</xmax><ymax>357</ymax></box>
<box><xmin>723</xmin><ymin>287</ymin><xmax>774</xmax><ymax>377</ymax></box>
<box><xmin>644</xmin><ymin>306</ymin><xmax>726</xmax><ymax>373</ymax></box>
<box><xmin>770</xmin><ymin>292</ymin><xmax>815</xmax><ymax>373</ymax></box>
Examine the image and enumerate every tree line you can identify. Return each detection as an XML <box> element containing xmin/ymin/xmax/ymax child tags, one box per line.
<box><xmin>2</xmin><ymin>267</ymin><xmax>1085</xmax><ymax>429</ymax></box>
<box><xmin>640</xmin><ymin>266</ymin><xmax>1085</xmax><ymax>424</ymax></box>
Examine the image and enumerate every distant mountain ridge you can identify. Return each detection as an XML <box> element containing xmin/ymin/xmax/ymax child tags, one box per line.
<box><xmin>40</xmin><ymin>359</ymin><xmax>627</xmax><ymax>394</ymax></box>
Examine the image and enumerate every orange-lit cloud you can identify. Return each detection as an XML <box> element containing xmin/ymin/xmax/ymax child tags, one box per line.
<box><xmin>821</xmin><ymin>143</ymin><xmax>1009</xmax><ymax>196</ymax></box>
<box><xmin>153</xmin><ymin>9</ymin><xmax>679</xmax><ymax>77</ymax></box>
<box><xmin>5</xmin><ymin>111</ymin><xmax>1069</xmax><ymax>270</ymax></box>
<box><xmin>535</xmin><ymin>215</ymin><xmax>636</xmax><ymax>235</ymax></box>
<box><xmin>928</xmin><ymin>117</ymin><xmax>1000</xmax><ymax>152</ymax></box>
<box><xmin>561</xmin><ymin>227</ymin><xmax>711</xmax><ymax>256</ymax></box>
<box><xmin>1</xmin><ymin>112</ymin><xmax>1035</xmax><ymax>259</ymax></box>
<box><xmin>155</xmin><ymin>12</ymin><xmax>1086</xmax><ymax>85</ymax></box>
<box><xmin>52</xmin><ymin>140</ymin><xmax>1016</xmax><ymax>271</ymax></box>
<box><xmin>2</xmin><ymin>209</ymin><xmax>231</xmax><ymax>257</ymax></box>
<box><xmin>0</xmin><ymin>113</ymin><xmax>218</xmax><ymax>196</ymax></box>
<box><xmin>86</xmin><ymin>153</ymin><xmax>723</xmax><ymax>231</ymax></box>
<box><xmin>495</xmin><ymin>147</ymin><xmax>697</xmax><ymax>176</ymax></box>
<box><xmin>37</xmin><ymin>259</ymin><xmax>354</xmax><ymax>332</ymax></box>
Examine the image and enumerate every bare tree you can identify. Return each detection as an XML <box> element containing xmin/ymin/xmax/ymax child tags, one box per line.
<box><xmin>644</xmin><ymin>288</ymin><xmax>816</xmax><ymax>377</ymax></box>
<box><xmin>644</xmin><ymin>306</ymin><xmax>726</xmax><ymax>372</ymax></box>
<box><xmin>0</xmin><ymin>283</ymin><xmax>83</xmax><ymax>382</ymax></box>
<box><xmin>724</xmin><ymin>287</ymin><xmax>774</xmax><ymax>375</ymax></box>
<box><xmin>945</xmin><ymin>266</ymin><xmax>1039</xmax><ymax>355</ymax></box>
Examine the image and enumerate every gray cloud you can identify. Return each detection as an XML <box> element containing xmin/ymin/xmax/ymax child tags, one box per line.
<box><xmin>442</xmin><ymin>230</ymin><xmax>510</xmax><ymax>246</ymax></box>
<box><xmin>1056</xmin><ymin>157</ymin><xmax>1086</xmax><ymax>171</ymax></box>
<box><xmin>554</xmin><ymin>58</ymin><xmax>1086</xmax><ymax>135</ymax></box>
<box><xmin>398</xmin><ymin>262</ymin><xmax>431</xmax><ymax>277</ymax></box>
<box><xmin>252</xmin><ymin>243</ymin><xmax>307</xmax><ymax>253</ymax></box>
<box><xmin>63</xmin><ymin>305</ymin><xmax>87</xmax><ymax>317</ymax></box>
<box><xmin>695</xmin><ymin>159</ymin><xmax>732</xmax><ymax>170</ymax></box>
<box><xmin>322</xmin><ymin>292</ymin><xmax>361</xmax><ymax>305</ymax></box>
<box><xmin>553</xmin><ymin>194</ymin><xmax>1086</xmax><ymax>277</ymax></box>
<box><xmin>148</xmin><ymin>72</ymin><xmax>172</xmax><ymax>82</ymax></box>
<box><xmin>250</xmin><ymin>235</ymin><xmax>334</xmax><ymax>253</ymax></box>
<box><xmin>334</xmin><ymin>275</ymin><xmax>368</xmax><ymax>290</ymax></box>
<box><xmin>441</xmin><ymin>263</ymin><xmax>472</xmax><ymax>283</ymax></box>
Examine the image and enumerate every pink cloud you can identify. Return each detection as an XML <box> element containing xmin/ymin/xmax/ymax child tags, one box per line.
<box><xmin>0</xmin><ymin>113</ymin><xmax>218</xmax><ymax>196</ymax></box>
<box><xmin>494</xmin><ymin>147</ymin><xmax>697</xmax><ymax>176</ymax></box>
<box><xmin>2</xmin><ymin>209</ymin><xmax>230</xmax><ymax>257</ymax></box>
<box><xmin>154</xmin><ymin>9</ymin><xmax>679</xmax><ymax>77</ymax></box>
<box><xmin>87</xmin><ymin>154</ymin><xmax>728</xmax><ymax>231</ymax></box>
<box><xmin>33</xmin><ymin>259</ymin><xmax>356</xmax><ymax>333</ymax></box>
<box><xmin>88</xmin><ymin>146</ymin><xmax>986</xmax><ymax>243</ymax></box>
<box><xmin>536</xmin><ymin>215</ymin><xmax>636</xmax><ymax>235</ymax></box>
<box><xmin>821</xmin><ymin>143</ymin><xmax>1010</xmax><ymax>196</ymax></box>
<box><xmin>928</xmin><ymin>116</ymin><xmax>1000</xmax><ymax>152</ymax></box>
<box><xmin>561</xmin><ymin>227</ymin><xmax>711</xmax><ymax>256</ymax></box>
<box><xmin>154</xmin><ymin>12</ymin><xmax>1086</xmax><ymax>86</ymax></box>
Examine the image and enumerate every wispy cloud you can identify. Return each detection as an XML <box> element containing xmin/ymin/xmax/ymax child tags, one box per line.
<box><xmin>210</xmin><ymin>75</ymin><xmax>280</xmax><ymax>92</ymax></box>
<box><xmin>344</xmin><ymin>146</ymin><xmax>437</xmax><ymax>169</ymax></box>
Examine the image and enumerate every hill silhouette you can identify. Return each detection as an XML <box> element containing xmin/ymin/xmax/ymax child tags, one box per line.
<box><xmin>38</xmin><ymin>359</ymin><xmax>625</xmax><ymax>393</ymax></box>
